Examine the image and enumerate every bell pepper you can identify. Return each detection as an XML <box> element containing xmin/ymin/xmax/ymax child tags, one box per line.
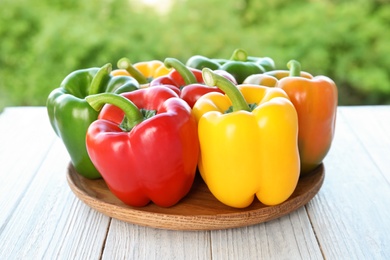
<box><xmin>219</xmin><ymin>49</ymin><xmax>269</xmax><ymax>84</ymax></box>
<box><xmin>276</xmin><ymin>60</ymin><xmax>338</xmax><ymax>174</ymax></box>
<box><xmin>150</xmin><ymin>58</ymin><xmax>236</xmax><ymax>107</ymax></box>
<box><xmin>192</xmin><ymin>68</ymin><xmax>300</xmax><ymax>208</ymax></box>
<box><xmin>185</xmin><ymin>49</ymin><xmax>276</xmax><ymax>84</ymax></box>
<box><xmin>264</xmin><ymin>67</ymin><xmax>313</xmax><ymax>80</ymax></box>
<box><xmin>111</xmin><ymin>58</ymin><xmax>171</xmax><ymax>86</ymax></box>
<box><xmin>85</xmin><ymin>86</ymin><xmax>199</xmax><ymax>207</ymax></box>
<box><xmin>247</xmin><ymin>56</ymin><xmax>276</xmax><ymax>72</ymax></box>
<box><xmin>47</xmin><ymin>63</ymin><xmax>139</xmax><ymax>179</ymax></box>
<box><xmin>243</xmin><ymin>69</ymin><xmax>312</xmax><ymax>87</ymax></box>
<box><xmin>151</xmin><ymin>58</ymin><xmax>204</xmax><ymax>87</ymax></box>
<box><xmin>243</xmin><ymin>74</ymin><xmax>280</xmax><ymax>87</ymax></box>
<box><xmin>186</xmin><ymin>54</ymin><xmax>221</xmax><ymax>70</ymax></box>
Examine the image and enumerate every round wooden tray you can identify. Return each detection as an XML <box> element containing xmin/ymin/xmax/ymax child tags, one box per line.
<box><xmin>67</xmin><ymin>164</ymin><xmax>324</xmax><ymax>231</ymax></box>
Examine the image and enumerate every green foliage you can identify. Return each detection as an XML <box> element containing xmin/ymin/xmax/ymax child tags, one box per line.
<box><xmin>238</xmin><ymin>0</ymin><xmax>390</xmax><ymax>104</ymax></box>
<box><xmin>1</xmin><ymin>0</ymin><xmax>390</xmax><ymax>111</ymax></box>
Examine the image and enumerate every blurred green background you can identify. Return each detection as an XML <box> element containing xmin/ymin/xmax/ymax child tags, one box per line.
<box><xmin>1</xmin><ymin>0</ymin><xmax>390</xmax><ymax>111</ymax></box>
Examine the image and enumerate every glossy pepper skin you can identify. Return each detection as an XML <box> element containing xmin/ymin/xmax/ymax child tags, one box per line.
<box><xmin>111</xmin><ymin>58</ymin><xmax>171</xmax><ymax>86</ymax></box>
<box><xmin>46</xmin><ymin>64</ymin><xmax>139</xmax><ymax>179</ymax></box>
<box><xmin>244</xmin><ymin>71</ymin><xmax>312</xmax><ymax>87</ymax></box>
<box><xmin>247</xmin><ymin>56</ymin><xmax>276</xmax><ymax>72</ymax></box>
<box><xmin>150</xmin><ymin>58</ymin><xmax>237</xmax><ymax>107</ymax></box>
<box><xmin>219</xmin><ymin>49</ymin><xmax>270</xmax><ymax>84</ymax></box>
<box><xmin>85</xmin><ymin>87</ymin><xmax>199</xmax><ymax>207</ymax></box>
<box><xmin>192</xmin><ymin>68</ymin><xmax>300</xmax><ymax>208</ymax></box>
<box><xmin>186</xmin><ymin>49</ymin><xmax>275</xmax><ymax>84</ymax></box>
<box><xmin>264</xmin><ymin>69</ymin><xmax>313</xmax><ymax>80</ymax></box>
<box><xmin>185</xmin><ymin>49</ymin><xmax>277</xmax><ymax>72</ymax></box>
<box><xmin>186</xmin><ymin>55</ymin><xmax>223</xmax><ymax>70</ymax></box>
<box><xmin>277</xmin><ymin>60</ymin><xmax>338</xmax><ymax>174</ymax></box>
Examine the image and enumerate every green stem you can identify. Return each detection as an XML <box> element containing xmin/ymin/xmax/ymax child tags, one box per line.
<box><xmin>164</xmin><ymin>57</ymin><xmax>197</xmax><ymax>85</ymax></box>
<box><xmin>202</xmin><ymin>68</ymin><xmax>250</xmax><ymax>112</ymax></box>
<box><xmin>117</xmin><ymin>58</ymin><xmax>148</xmax><ymax>84</ymax></box>
<box><xmin>287</xmin><ymin>60</ymin><xmax>301</xmax><ymax>77</ymax></box>
<box><xmin>89</xmin><ymin>63</ymin><xmax>112</xmax><ymax>95</ymax></box>
<box><xmin>86</xmin><ymin>93</ymin><xmax>143</xmax><ymax>131</ymax></box>
<box><xmin>229</xmin><ymin>48</ymin><xmax>248</xmax><ymax>61</ymax></box>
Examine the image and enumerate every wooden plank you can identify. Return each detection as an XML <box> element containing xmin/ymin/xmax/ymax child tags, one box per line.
<box><xmin>0</xmin><ymin>131</ymin><xmax>110</xmax><ymax>259</ymax></box>
<box><xmin>1</xmin><ymin>105</ymin><xmax>389</xmax><ymax>259</ymax></box>
<box><xmin>0</xmin><ymin>107</ymin><xmax>57</xmax><ymax>230</ymax></box>
<box><xmin>0</xmin><ymin>107</ymin><xmax>54</xmax><ymax>146</ymax></box>
<box><xmin>339</xmin><ymin>106</ymin><xmax>390</xmax><ymax>182</ymax></box>
<box><xmin>209</xmin><ymin>207</ymin><xmax>323</xmax><ymax>260</ymax></box>
<box><xmin>102</xmin><ymin>220</ymin><xmax>211</xmax><ymax>259</ymax></box>
<box><xmin>306</xmin><ymin>106</ymin><xmax>390</xmax><ymax>259</ymax></box>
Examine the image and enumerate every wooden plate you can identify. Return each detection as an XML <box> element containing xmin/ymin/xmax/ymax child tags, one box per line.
<box><xmin>67</xmin><ymin>164</ymin><xmax>324</xmax><ymax>231</ymax></box>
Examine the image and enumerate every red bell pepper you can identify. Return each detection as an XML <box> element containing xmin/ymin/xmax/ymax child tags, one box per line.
<box><xmin>150</xmin><ymin>58</ymin><xmax>237</xmax><ymax>107</ymax></box>
<box><xmin>85</xmin><ymin>86</ymin><xmax>199</xmax><ymax>207</ymax></box>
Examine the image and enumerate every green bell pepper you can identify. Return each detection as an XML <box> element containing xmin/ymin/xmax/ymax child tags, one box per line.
<box><xmin>46</xmin><ymin>63</ymin><xmax>139</xmax><ymax>179</ymax></box>
<box><xmin>219</xmin><ymin>49</ymin><xmax>268</xmax><ymax>84</ymax></box>
<box><xmin>185</xmin><ymin>55</ymin><xmax>221</xmax><ymax>70</ymax></box>
<box><xmin>247</xmin><ymin>56</ymin><xmax>275</xmax><ymax>72</ymax></box>
<box><xmin>186</xmin><ymin>49</ymin><xmax>275</xmax><ymax>84</ymax></box>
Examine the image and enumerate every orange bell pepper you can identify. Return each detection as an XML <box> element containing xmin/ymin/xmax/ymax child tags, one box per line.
<box><xmin>277</xmin><ymin>60</ymin><xmax>338</xmax><ymax>174</ymax></box>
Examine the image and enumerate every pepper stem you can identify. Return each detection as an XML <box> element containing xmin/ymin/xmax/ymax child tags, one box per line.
<box><xmin>117</xmin><ymin>58</ymin><xmax>148</xmax><ymax>84</ymax></box>
<box><xmin>86</xmin><ymin>93</ymin><xmax>143</xmax><ymax>131</ymax></box>
<box><xmin>164</xmin><ymin>57</ymin><xmax>197</xmax><ymax>85</ymax></box>
<box><xmin>229</xmin><ymin>48</ymin><xmax>248</xmax><ymax>61</ymax></box>
<box><xmin>287</xmin><ymin>60</ymin><xmax>301</xmax><ymax>77</ymax></box>
<box><xmin>89</xmin><ymin>63</ymin><xmax>112</xmax><ymax>95</ymax></box>
<box><xmin>202</xmin><ymin>68</ymin><xmax>250</xmax><ymax>112</ymax></box>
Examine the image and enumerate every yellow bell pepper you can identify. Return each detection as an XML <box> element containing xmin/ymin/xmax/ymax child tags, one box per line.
<box><xmin>243</xmin><ymin>70</ymin><xmax>312</xmax><ymax>87</ymax></box>
<box><xmin>192</xmin><ymin>68</ymin><xmax>300</xmax><ymax>208</ymax></box>
<box><xmin>111</xmin><ymin>58</ymin><xmax>171</xmax><ymax>87</ymax></box>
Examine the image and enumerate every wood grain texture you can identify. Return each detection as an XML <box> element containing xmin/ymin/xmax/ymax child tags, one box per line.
<box><xmin>209</xmin><ymin>208</ymin><xmax>323</xmax><ymax>260</ymax></box>
<box><xmin>102</xmin><ymin>220</ymin><xmax>212</xmax><ymax>260</ymax></box>
<box><xmin>67</xmin><ymin>163</ymin><xmax>324</xmax><ymax>231</ymax></box>
<box><xmin>2</xmin><ymin>106</ymin><xmax>390</xmax><ymax>260</ymax></box>
<box><xmin>306</xmin><ymin>106</ymin><xmax>390</xmax><ymax>259</ymax></box>
<box><xmin>0</xmin><ymin>108</ymin><xmax>111</xmax><ymax>259</ymax></box>
<box><xmin>340</xmin><ymin>106</ymin><xmax>390</xmax><ymax>182</ymax></box>
<box><xmin>0</xmin><ymin>107</ymin><xmax>57</xmax><ymax>229</ymax></box>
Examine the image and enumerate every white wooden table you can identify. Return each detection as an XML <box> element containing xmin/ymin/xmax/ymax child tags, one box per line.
<box><xmin>1</xmin><ymin>106</ymin><xmax>389</xmax><ymax>259</ymax></box>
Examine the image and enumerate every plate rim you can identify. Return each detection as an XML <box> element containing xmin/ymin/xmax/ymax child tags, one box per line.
<box><xmin>66</xmin><ymin>163</ymin><xmax>325</xmax><ymax>231</ymax></box>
